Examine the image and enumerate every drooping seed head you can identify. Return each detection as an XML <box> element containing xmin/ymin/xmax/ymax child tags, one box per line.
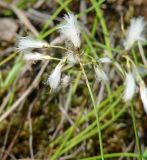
<box><xmin>61</xmin><ymin>75</ymin><xmax>70</xmax><ymax>87</ymax></box>
<box><xmin>18</xmin><ymin>37</ymin><xmax>49</xmax><ymax>51</ymax></box>
<box><xmin>47</xmin><ymin>62</ymin><xmax>64</xmax><ymax>90</ymax></box>
<box><xmin>23</xmin><ymin>52</ymin><xmax>50</xmax><ymax>61</ymax></box>
<box><xmin>123</xmin><ymin>72</ymin><xmax>136</xmax><ymax>101</ymax></box>
<box><xmin>94</xmin><ymin>66</ymin><xmax>109</xmax><ymax>84</ymax></box>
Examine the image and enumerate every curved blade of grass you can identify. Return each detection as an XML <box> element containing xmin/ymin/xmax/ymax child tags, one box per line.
<box><xmin>91</xmin><ymin>0</ymin><xmax>112</xmax><ymax>58</ymax></box>
<box><xmin>80</xmin><ymin>152</ymin><xmax>139</xmax><ymax>160</ymax></box>
<box><xmin>77</xmin><ymin>56</ymin><xmax>104</xmax><ymax>160</ymax></box>
<box><xmin>130</xmin><ymin>103</ymin><xmax>142</xmax><ymax>160</ymax></box>
<box><xmin>2</xmin><ymin>59</ymin><xmax>23</xmax><ymax>89</ymax></box>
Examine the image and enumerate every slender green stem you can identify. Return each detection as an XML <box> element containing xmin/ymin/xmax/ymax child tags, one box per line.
<box><xmin>91</xmin><ymin>0</ymin><xmax>112</xmax><ymax>58</ymax></box>
<box><xmin>76</xmin><ymin>55</ymin><xmax>104</xmax><ymax>160</ymax></box>
<box><xmin>0</xmin><ymin>52</ymin><xmax>17</xmax><ymax>66</ymax></box>
<box><xmin>138</xmin><ymin>41</ymin><xmax>147</xmax><ymax>66</ymax></box>
<box><xmin>77</xmin><ymin>0</ymin><xmax>105</xmax><ymax>18</ymax></box>
<box><xmin>131</xmin><ymin>48</ymin><xmax>138</xmax><ymax>65</ymax></box>
<box><xmin>80</xmin><ymin>152</ymin><xmax>139</xmax><ymax>160</ymax></box>
<box><xmin>45</xmin><ymin>56</ymin><xmax>61</xmax><ymax>61</ymax></box>
<box><xmin>130</xmin><ymin>103</ymin><xmax>142</xmax><ymax>160</ymax></box>
<box><xmin>48</xmin><ymin>45</ymin><xmax>72</xmax><ymax>52</ymax></box>
<box><xmin>94</xmin><ymin>41</ymin><xmax>122</xmax><ymax>53</ymax></box>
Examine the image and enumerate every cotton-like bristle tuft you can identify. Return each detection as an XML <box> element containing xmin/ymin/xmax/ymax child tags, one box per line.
<box><xmin>94</xmin><ymin>66</ymin><xmax>108</xmax><ymax>84</ymax></box>
<box><xmin>58</xmin><ymin>13</ymin><xmax>81</xmax><ymax>48</ymax></box>
<box><xmin>67</xmin><ymin>51</ymin><xmax>78</xmax><ymax>65</ymax></box>
<box><xmin>124</xmin><ymin>17</ymin><xmax>146</xmax><ymax>50</ymax></box>
<box><xmin>123</xmin><ymin>72</ymin><xmax>136</xmax><ymax>101</ymax></box>
<box><xmin>47</xmin><ymin>62</ymin><xmax>63</xmax><ymax>90</ymax></box>
<box><xmin>139</xmin><ymin>81</ymin><xmax>147</xmax><ymax>114</ymax></box>
<box><xmin>61</xmin><ymin>75</ymin><xmax>70</xmax><ymax>87</ymax></box>
<box><xmin>24</xmin><ymin>52</ymin><xmax>49</xmax><ymax>61</ymax></box>
<box><xmin>99</xmin><ymin>57</ymin><xmax>112</xmax><ymax>63</ymax></box>
<box><xmin>18</xmin><ymin>37</ymin><xmax>49</xmax><ymax>51</ymax></box>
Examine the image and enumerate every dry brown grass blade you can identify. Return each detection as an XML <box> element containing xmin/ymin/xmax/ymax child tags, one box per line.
<box><xmin>10</xmin><ymin>5</ymin><xmax>38</xmax><ymax>36</ymax></box>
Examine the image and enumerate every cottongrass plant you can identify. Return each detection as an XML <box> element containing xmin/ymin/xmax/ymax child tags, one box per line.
<box><xmin>121</xmin><ymin>54</ymin><xmax>147</xmax><ymax>113</ymax></box>
<box><xmin>17</xmin><ymin>12</ymin><xmax>147</xmax><ymax>159</ymax></box>
<box><xmin>121</xmin><ymin>58</ymin><xmax>147</xmax><ymax>113</ymax></box>
<box><xmin>122</xmin><ymin>16</ymin><xmax>147</xmax><ymax>114</ymax></box>
<box><xmin>17</xmin><ymin>12</ymin><xmax>105</xmax><ymax>160</ymax></box>
<box><xmin>121</xmin><ymin>17</ymin><xmax>147</xmax><ymax>160</ymax></box>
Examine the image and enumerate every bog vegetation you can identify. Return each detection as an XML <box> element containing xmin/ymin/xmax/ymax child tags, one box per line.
<box><xmin>0</xmin><ymin>0</ymin><xmax>147</xmax><ymax>160</ymax></box>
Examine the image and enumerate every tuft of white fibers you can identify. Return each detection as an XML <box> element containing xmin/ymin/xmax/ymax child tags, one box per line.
<box><xmin>94</xmin><ymin>66</ymin><xmax>109</xmax><ymax>84</ymax></box>
<box><xmin>123</xmin><ymin>72</ymin><xmax>136</xmax><ymax>101</ymax></box>
<box><xmin>24</xmin><ymin>52</ymin><xmax>50</xmax><ymax>61</ymax></box>
<box><xmin>124</xmin><ymin>17</ymin><xmax>146</xmax><ymax>50</ymax></box>
<box><xmin>18</xmin><ymin>37</ymin><xmax>49</xmax><ymax>51</ymax></box>
<box><xmin>139</xmin><ymin>81</ymin><xmax>147</xmax><ymax>114</ymax></box>
<box><xmin>99</xmin><ymin>57</ymin><xmax>112</xmax><ymax>63</ymax></box>
<box><xmin>47</xmin><ymin>62</ymin><xmax>64</xmax><ymax>90</ymax></box>
<box><xmin>61</xmin><ymin>75</ymin><xmax>70</xmax><ymax>87</ymax></box>
<box><xmin>59</xmin><ymin>13</ymin><xmax>81</xmax><ymax>48</ymax></box>
<box><xmin>67</xmin><ymin>51</ymin><xmax>78</xmax><ymax>65</ymax></box>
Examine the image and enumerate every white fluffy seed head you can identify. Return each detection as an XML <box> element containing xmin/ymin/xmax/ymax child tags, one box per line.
<box><xmin>99</xmin><ymin>57</ymin><xmax>112</xmax><ymax>63</ymax></box>
<box><xmin>123</xmin><ymin>72</ymin><xmax>136</xmax><ymax>101</ymax></box>
<box><xmin>47</xmin><ymin>63</ymin><xmax>63</xmax><ymax>90</ymax></box>
<box><xmin>61</xmin><ymin>75</ymin><xmax>70</xmax><ymax>87</ymax></box>
<box><xmin>59</xmin><ymin>13</ymin><xmax>81</xmax><ymax>48</ymax></box>
<box><xmin>139</xmin><ymin>81</ymin><xmax>147</xmax><ymax>114</ymax></box>
<box><xmin>18</xmin><ymin>37</ymin><xmax>49</xmax><ymax>51</ymax></box>
<box><xmin>67</xmin><ymin>51</ymin><xmax>78</xmax><ymax>65</ymax></box>
<box><xmin>95</xmin><ymin>66</ymin><xmax>109</xmax><ymax>84</ymax></box>
<box><xmin>24</xmin><ymin>52</ymin><xmax>49</xmax><ymax>61</ymax></box>
<box><xmin>124</xmin><ymin>17</ymin><xmax>146</xmax><ymax>50</ymax></box>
